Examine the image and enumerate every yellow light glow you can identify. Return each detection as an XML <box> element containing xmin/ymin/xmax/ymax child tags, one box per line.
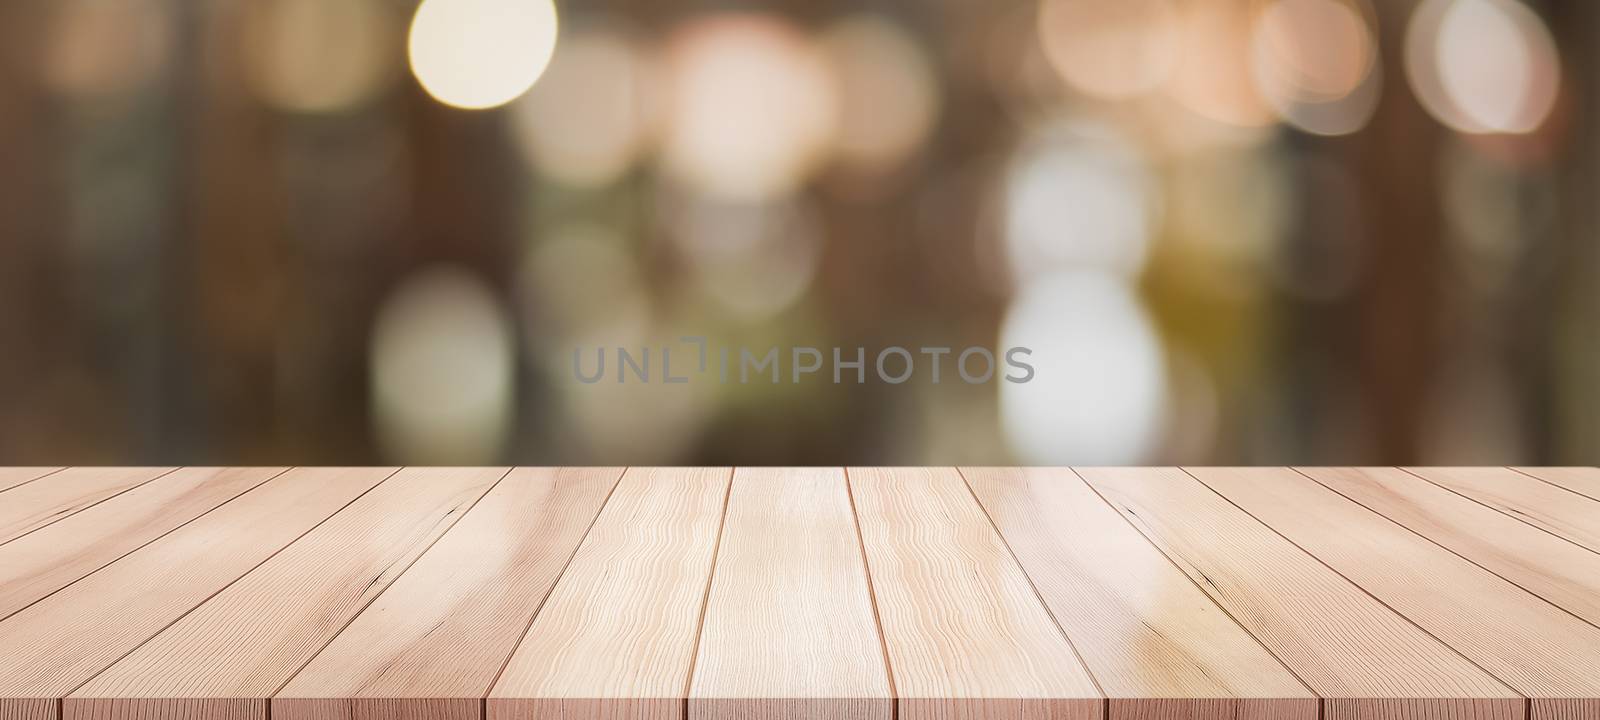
<box><xmin>408</xmin><ymin>0</ymin><xmax>558</xmax><ymax>111</ymax></box>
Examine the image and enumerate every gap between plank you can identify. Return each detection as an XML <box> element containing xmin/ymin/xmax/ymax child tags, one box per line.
<box><xmin>60</xmin><ymin>467</ymin><xmax>407</xmax><ymax>704</ymax></box>
<box><xmin>1178</xmin><ymin>467</ymin><xmax>1528</xmax><ymax>704</ymax></box>
<box><xmin>479</xmin><ymin>467</ymin><xmax>629</xmax><ymax>719</ymax></box>
<box><xmin>1290</xmin><ymin>467</ymin><xmax>1600</xmax><ymax>634</ymax></box>
<box><xmin>0</xmin><ymin>467</ymin><xmax>294</xmax><ymax>626</ymax></box>
<box><xmin>1505</xmin><ymin>466</ymin><xmax>1600</xmax><ymax>503</ymax></box>
<box><xmin>1069</xmin><ymin>468</ymin><xmax>1323</xmax><ymax>713</ymax></box>
<box><xmin>0</xmin><ymin>467</ymin><xmax>186</xmax><ymax>550</ymax></box>
<box><xmin>952</xmin><ymin>467</ymin><xmax>1108</xmax><ymax>717</ymax></box>
<box><xmin>680</xmin><ymin>467</ymin><xmax>736</xmax><ymax>719</ymax></box>
<box><xmin>843</xmin><ymin>467</ymin><xmax>899</xmax><ymax>720</ymax></box>
<box><xmin>267</xmin><ymin>467</ymin><xmax>518</xmax><ymax>701</ymax></box>
<box><xmin>1399</xmin><ymin>467</ymin><xmax>1600</xmax><ymax>556</ymax></box>
<box><xmin>0</xmin><ymin>467</ymin><xmax>69</xmax><ymax>495</ymax></box>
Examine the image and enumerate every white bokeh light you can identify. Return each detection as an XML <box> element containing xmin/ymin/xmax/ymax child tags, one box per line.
<box><xmin>408</xmin><ymin>0</ymin><xmax>559</xmax><ymax>110</ymax></box>
<box><xmin>1001</xmin><ymin>272</ymin><xmax>1169</xmax><ymax>465</ymax></box>
<box><xmin>1003</xmin><ymin>123</ymin><xmax>1158</xmax><ymax>281</ymax></box>
<box><xmin>1406</xmin><ymin>0</ymin><xmax>1560</xmax><ymax>134</ymax></box>
<box><xmin>371</xmin><ymin>267</ymin><xmax>514</xmax><ymax>463</ymax></box>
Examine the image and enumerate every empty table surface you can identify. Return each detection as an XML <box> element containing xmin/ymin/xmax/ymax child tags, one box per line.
<box><xmin>0</xmin><ymin>466</ymin><xmax>1596</xmax><ymax>720</ymax></box>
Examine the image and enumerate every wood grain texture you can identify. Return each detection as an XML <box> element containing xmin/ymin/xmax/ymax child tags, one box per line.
<box><xmin>1300</xmin><ymin>466</ymin><xmax>1600</xmax><ymax>628</ymax></box>
<box><xmin>0</xmin><ymin>467</ymin><xmax>396</xmax><ymax>720</ymax></box>
<box><xmin>274</xmin><ymin>467</ymin><xmax>624</xmax><ymax>720</ymax></box>
<box><xmin>0</xmin><ymin>468</ymin><xmax>175</xmax><ymax>546</ymax></box>
<box><xmin>1193</xmin><ymin>467</ymin><xmax>1600</xmax><ymax>719</ymax></box>
<box><xmin>848</xmin><ymin>467</ymin><xmax>1102</xmax><ymax>720</ymax></box>
<box><xmin>0</xmin><ymin>468</ymin><xmax>59</xmax><ymax>493</ymax></box>
<box><xmin>1405</xmin><ymin>467</ymin><xmax>1600</xmax><ymax>553</ymax></box>
<box><xmin>67</xmin><ymin>467</ymin><xmax>503</xmax><ymax>720</ymax></box>
<box><xmin>1078</xmin><ymin>467</ymin><xmax>1522</xmax><ymax>720</ymax></box>
<box><xmin>688</xmin><ymin>468</ymin><xmax>890</xmax><ymax>720</ymax></box>
<box><xmin>488</xmin><ymin>467</ymin><xmax>732</xmax><ymax>720</ymax></box>
<box><xmin>0</xmin><ymin>467</ymin><xmax>286</xmax><ymax>622</ymax></box>
<box><xmin>961</xmin><ymin>467</ymin><xmax>1316</xmax><ymax>720</ymax></box>
<box><xmin>1512</xmin><ymin>467</ymin><xmax>1600</xmax><ymax>502</ymax></box>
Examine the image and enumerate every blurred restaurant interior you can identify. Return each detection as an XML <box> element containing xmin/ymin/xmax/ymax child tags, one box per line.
<box><xmin>0</xmin><ymin>0</ymin><xmax>1596</xmax><ymax>466</ymax></box>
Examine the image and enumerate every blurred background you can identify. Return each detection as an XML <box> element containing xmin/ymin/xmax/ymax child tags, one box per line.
<box><xmin>0</xmin><ymin>0</ymin><xmax>1595</xmax><ymax>466</ymax></box>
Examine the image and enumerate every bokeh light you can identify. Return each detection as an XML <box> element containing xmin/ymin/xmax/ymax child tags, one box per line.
<box><xmin>371</xmin><ymin>267</ymin><xmax>514</xmax><ymax>464</ymax></box>
<box><xmin>661</xmin><ymin>14</ymin><xmax>838</xmax><ymax>201</ymax></box>
<box><xmin>43</xmin><ymin>0</ymin><xmax>172</xmax><ymax>100</ymax></box>
<box><xmin>511</xmin><ymin>25</ymin><xmax>652</xmax><ymax>188</ymax></box>
<box><xmin>670</xmin><ymin>196</ymin><xmax>823</xmax><ymax>321</ymax></box>
<box><xmin>1167</xmin><ymin>2</ymin><xmax>1280</xmax><ymax>129</ymax></box>
<box><xmin>1036</xmin><ymin>0</ymin><xmax>1180</xmax><ymax>100</ymax></box>
<box><xmin>408</xmin><ymin>0</ymin><xmax>559</xmax><ymax>110</ymax></box>
<box><xmin>820</xmin><ymin>15</ymin><xmax>941</xmax><ymax>175</ymax></box>
<box><xmin>521</xmin><ymin>224</ymin><xmax>650</xmax><ymax>344</ymax></box>
<box><xmin>1001</xmin><ymin>272</ymin><xmax>1169</xmax><ymax>465</ymax></box>
<box><xmin>243</xmin><ymin>0</ymin><xmax>396</xmax><ymax>114</ymax></box>
<box><xmin>1251</xmin><ymin>0</ymin><xmax>1381</xmax><ymax>136</ymax></box>
<box><xmin>1003</xmin><ymin>122</ymin><xmax>1158</xmax><ymax>282</ymax></box>
<box><xmin>1406</xmin><ymin>0</ymin><xmax>1560</xmax><ymax>134</ymax></box>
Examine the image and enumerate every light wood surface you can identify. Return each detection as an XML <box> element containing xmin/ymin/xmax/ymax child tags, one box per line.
<box><xmin>1194</xmin><ymin>467</ymin><xmax>1600</xmax><ymax>719</ymax></box>
<box><xmin>0</xmin><ymin>467</ymin><xmax>286</xmax><ymax>621</ymax></box>
<box><xmin>849</xmin><ymin>467</ymin><xmax>1102</xmax><ymax>720</ymax></box>
<box><xmin>67</xmin><ymin>467</ymin><xmax>502</xmax><ymax>720</ymax></box>
<box><xmin>488</xmin><ymin>467</ymin><xmax>732</xmax><ymax>720</ymax></box>
<box><xmin>1300</xmin><ymin>466</ymin><xmax>1600</xmax><ymax>629</ymax></box>
<box><xmin>688</xmin><ymin>468</ymin><xmax>891</xmax><ymax>720</ymax></box>
<box><xmin>0</xmin><ymin>467</ymin><xmax>396</xmax><ymax>720</ymax></box>
<box><xmin>275</xmin><ymin>467</ymin><xmax>623</xmax><ymax>720</ymax></box>
<box><xmin>1406</xmin><ymin>466</ymin><xmax>1600</xmax><ymax>553</ymax></box>
<box><xmin>0</xmin><ymin>468</ymin><xmax>175</xmax><ymax>545</ymax></box>
<box><xmin>1513</xmin><ymin>467</ymin><xmax>1600</xmax><ymax>502</ymax></box>
<box><xmin>1078</xmin><ymin>467</ymin><xmax>1523</xmax><ymax>720</ymax></box>
<box><xmin>0</xmin><ymin>468</ymin><xmax>59</xmax><ymax>493</ymax></box>
<box><xmin>962</xmin><ymin>467</ymin><xmax>1317</xmax><ymax>720</ymax></box>
<box><xmin>3</xmin><ymin>466</ymin><xmax>1600</xmax><ymax>720</ymax></box>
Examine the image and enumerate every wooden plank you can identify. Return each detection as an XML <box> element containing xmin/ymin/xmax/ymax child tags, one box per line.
<box><xmin>0</xmin><ymin>467</ymin><xmax>287</xmax><ymax>621</ymax></box>
<box><xmin>1078</xmin><ymin>467</ymin><xmax>1522</xmax><ymax>720</ymax></box>
<box><xmin>0</xmin><ymin>468</ymin><xmax>60</xmax><ymax>493</ymax></box>
<box><xmin>1512</xmin><ymin>467</ymin><xmax>1600</xmax><ymax>502</ymax></box>
<box><xmin>848</xmin><ymin>467</ymin><xmax>1102</xmax><ymax>720</ymax></box>
<box><xmin>688</xmin><ymin>468</ymin><xmax>891</xmax><ymax>720</ymax></box>
<box><xmin>274</xmin><ymin>467</ymin><xmax>624</xmax><ymax>720</ymax></box>
<box><xmin>488</xmin><ymin>467</ymin><xmax>731</xmax><ymax>720</ymax></box>
<box><xmin>0</xmin><ymin>467</ymin><xmax>396</xmax><ymax>720</ymax></box>
<box><xmin>1301</xmin><ymin>466</ymin><xmax>1600</xmax><ymax>629</ymax></box>
<box><xmin>0</xmin><ymin>467</ymin><xmax>176</xmax><ymax>545</ymax></box>
<box><xmin>962</xmin><ymin>467</ymin><xmax>1316</xmax><ymax>720</ymax></box>
<box><xmin>67</xmin><ymin>467</ymin><xmax>503</xmax><ymax>720</ymax></box>
<box><xmin>1407</xmin><ymin>467</ymin><xmax>1600</xmax><ymax>552</ymax></box>
<box><xmin>1195</xmin><ymin>467</ymin><xmax>1600</xmax><ymax>720</ymax></box>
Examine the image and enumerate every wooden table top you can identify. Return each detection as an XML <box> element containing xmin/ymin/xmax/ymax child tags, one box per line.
<box><xmin>0</xmin><ymin>467</ymin><xmax>1597</xmax><ymax>720</ymax></box>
